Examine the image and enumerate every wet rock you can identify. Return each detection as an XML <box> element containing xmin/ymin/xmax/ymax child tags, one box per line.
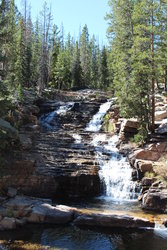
<box><xmin>74</xmin><ymin>213</ymin><xmax>154</xmax><ymax>229</ymax></box>
<box><xmin>142</xmin><ymin>189</ymin><xmax>167</xmax><ymax>212</ymax></box>
<box><xmin>163</xmin><ymin>220</ymin><xmax>167</xmax><ymax>227</ymax></box>
<box><xmin>0</xmin><ymin>217</ymin><xmax>16</xmax><ymax>230</ymax></box>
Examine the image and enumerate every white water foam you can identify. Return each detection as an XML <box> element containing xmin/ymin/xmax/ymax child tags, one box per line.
<box><xmin>85</xmin><ymin>100</ymin><xmax>112</xmax><ymax>132</ymax></box>
<box><xmin>39</xmin><ymin>102</ymin><xmax>74</xmax><ymax>130</ymax></box>
<box><xmin>72</xmin><ymin>134</ymin><xmax>82</xmax><ymax>144</ymax></box>
<box><xmin>86</xmin><ymin>100</ymin><xmax>139</xmax><ymax>201</ymax></box>
<box><xmin>154</xmin><ymin>222</ymin><xmax>167</xmax><ymax>239</ymax></box>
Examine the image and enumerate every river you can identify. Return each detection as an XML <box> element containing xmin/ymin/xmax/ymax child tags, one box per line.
<box><xmin>0</xmin><ymin>99</ymin><xmax>167</xmax><ymax>249</ymax></box>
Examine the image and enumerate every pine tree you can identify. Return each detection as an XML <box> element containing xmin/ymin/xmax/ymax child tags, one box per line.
<box><xmin>90</xmin><ymin>35</ymin><xmax>100</xmax><ymax>89</ymax></box>
<box><xmin>100</xmin><ymin>46</ymin><xmax>109</xmax><ymax>90</ymax></box>
<box><xmin>79</xmin><ymin>25</ymin><xmax>91</xmax><ymax>87</ymax></box>
<box><xmin>71</xmin><ymin>41</ymin><xmax>82</xmax><ymax>88</ymax></box>
<box><xmin>15</xmin><ymin>18</ymin><xmax>26</xmax><ymax>99</ymax></box>
<box><xmin>107</xmin><ymin>0</ymin><xmax>134</xmax><ymax>117</ymax></box>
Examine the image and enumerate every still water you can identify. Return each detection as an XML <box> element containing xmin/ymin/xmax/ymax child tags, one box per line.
<box><xmin>0</xmin><ymin>224</ymin><xmax>167</xmax><ymax>250</ymax></box>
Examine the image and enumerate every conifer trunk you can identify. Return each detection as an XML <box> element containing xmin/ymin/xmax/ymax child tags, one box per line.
<box><xmin>151</xmin><ymin>0</ymin><xmax>155</xmax><ymax>132</ymax></box>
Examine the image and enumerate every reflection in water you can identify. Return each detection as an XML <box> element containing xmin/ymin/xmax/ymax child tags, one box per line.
<box><xmin>0</xmin><ymin>225</ymin><xmax>167</xmax><ymax>250</ymax></box>
<box><xmin>1</xmin><ymin>101</ymin><xmax>165</xmax><ymax>249</ymax></box>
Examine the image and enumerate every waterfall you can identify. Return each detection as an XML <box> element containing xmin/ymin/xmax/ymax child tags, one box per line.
<box><xmin>86</xmin><ymin>100</ymin><xmax>139</xmax><ymax>201</ymax></box>
<box><xmin>85</xmin><ymin>100</ymin><xmax>112</xmax><ymax>132</ymax></box>
<box><xmin>38</xmin><ymin>102</ymin><xmax>74</xmax><ymax>130</ymax></box>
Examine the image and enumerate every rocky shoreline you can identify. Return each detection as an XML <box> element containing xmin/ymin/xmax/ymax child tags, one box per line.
<box><xmin>115</xmin><ymin>93</ymin><xmax>167</xmax><ymax>213</ymax></box>
<box><xmin>0</xmin><ymin>194</ymin><xmax>155</xmax><ymax>231</ymax></box>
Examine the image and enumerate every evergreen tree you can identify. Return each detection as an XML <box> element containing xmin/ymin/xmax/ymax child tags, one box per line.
<box><xmin>71</xmin><ymin>41</ymin><xmax>82</xmax><ymax>88</ymax></box>
<box><xmin>90</xmin><ymin>35</ymin><xmax>100</xmax><ymax>88</ymax></box>
<box><xmin>15</xmin><ymin>17</ymin><xmax>26</xmax><ymax>98</ymax></box>
<box><xmin>107</xmin><ymin>0</ymin><xmax>134</xmax><ymax>117</ymax></box>
<box><xmin>100</xmin><ymin>45</ymin><xmax>109</xmax><ymax>90</ymax></box>
<box><xmin>80</xmin><ymin>25</ymin><xmax>91</xmax><ymax>87</ymax></box>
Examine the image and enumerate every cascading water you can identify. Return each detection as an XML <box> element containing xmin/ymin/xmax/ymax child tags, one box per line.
<box><xmin>85</xmin><ymin>100</ymin><xmax>112</xmax><ymax>132</ymax></box>
<box><xmin>86</xmin><ymin>100</ymin><xmax>139</xmax><ymax>201</ymax></box>
<box><xmin>38</xmin><ymin>102</ymin><xmax>74</xmax><ymax>130</ymax></box>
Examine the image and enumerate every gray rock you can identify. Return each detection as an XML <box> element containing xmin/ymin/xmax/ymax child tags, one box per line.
<box><xmin>27</xmin><ymin>203</ymin><xmax>75</xmax><ymax>224</ymax></box>
<box><xmin>0</xmin><ymin>118</ymin><xmax>18</xmax><ymax>139</ymax></box>
<box><xmin>156</xmin><ymin>123</ymin><xmax>167</xmax><ymax>134</ymax></box>
<box><xmin>74</xmin><ymin>213</ymin><xmax>154</xmax><ymax>229</ymax></box>
<box><xmin>0</xmin><ymin>217</ymin><xmax>16</xmax><ymax>230</ymax></box>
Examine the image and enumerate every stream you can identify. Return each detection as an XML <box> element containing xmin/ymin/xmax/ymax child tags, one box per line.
<box><xmin>0</xmin><ymin>99</ymin><xmax>167</xmax><ymax>249</ymax></box>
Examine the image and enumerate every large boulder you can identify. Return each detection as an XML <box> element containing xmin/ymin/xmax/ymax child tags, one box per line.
<box><xmin>131</xmin><ymin>149</ymin><xmax>160</xmax><ymax>161</ymax></box>
<box><xmin>137</xmin><ymin>160</ymin><xmax>153</xmax><ymax>173</ymax></box>
<box><xmin>27</xmin><ymin>203</ymin><xmax>75</xmax><ymax>224</ymax></box>
<box><xmin>119</xmin><ymin>119</ymin><xmax>139</xmax><ymax>136</ymax></box>
<box><xmin>142</xmin><ymin>188</ymin><xmax>167</xmax><ymax>212</ymax></box>
<box><xmin>74</xmin><ymin>212</ymin><xmax>154</xmax><ymax>229</ymax></box>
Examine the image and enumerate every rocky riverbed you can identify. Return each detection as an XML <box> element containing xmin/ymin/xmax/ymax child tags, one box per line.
<box><xmin>0</xmin><ymin>88</ymin><xmax>167</xmax><ymax>240</ymax></box>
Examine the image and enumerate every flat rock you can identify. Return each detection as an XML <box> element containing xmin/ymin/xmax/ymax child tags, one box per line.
<box><xmin>4</xmin><ymin>195</ymin><xmax>52</xmax><ymax>210</ymax></box>
<box><xmin>74</xmin><ymin>213</ymin><xmax>154</xmax><ymax>229</ymax></box>
<box><xmin>132</xmin><ymin>149</ymin><xmax>160</xmax><ymax>161</ymax></box>
<box><xmin>27</xmin><ymin>203</ymin><xmax>75</xmax><ymax>224</ymax></box>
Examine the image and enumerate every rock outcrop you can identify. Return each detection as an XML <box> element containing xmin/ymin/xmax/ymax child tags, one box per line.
<box><xmin>74</xmin><ymin>212</ymin><xmax>154</xmax><ymax>229</ymax></box>
<box><xmin>1</xmin><ymin>91</ymin><xmax>111</xmax><ymax>198</ymax></box>
<box><xmin>142</xmin><ymin>188</ymin><xmax>167</xmax><ymax>212</ymax></box>
<box><xmin>0</xmin><ymin>195</ymin><xmax>155</xmax><ymax>231</ymax></box>
<box><xmin>119</xmin><ymin>118</ymin><xmax>139</xmax><ymax>140</ymax></box>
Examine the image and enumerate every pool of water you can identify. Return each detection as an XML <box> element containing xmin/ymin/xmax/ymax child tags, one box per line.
<box><xmin>0</xmin><ymin>224</ymin><xmax>167</xmax><ymax>250</ymax></box>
